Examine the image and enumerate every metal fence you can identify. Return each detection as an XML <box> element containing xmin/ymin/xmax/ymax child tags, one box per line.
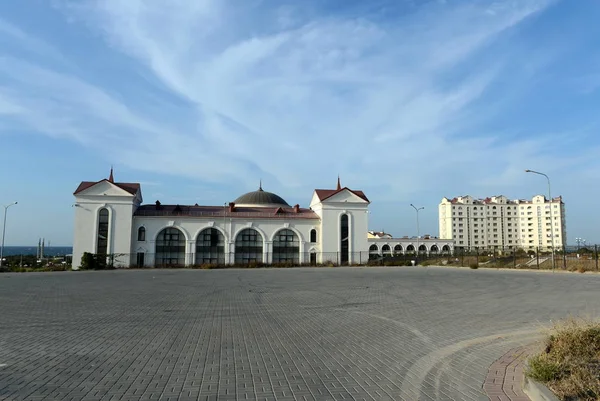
<box><xmin>2</xmin><ymin>246</ymin><xmax>599</xmax><ymax>272</ymax></box>
<box><xmin>448</xmin><ymin>245</ymin><xmax>600</xmax><ymax>271</ymax></box>
<box><xmin>95</xmin><ymin>247</ymin><xmax>600</xmax><ymax>271</ymax></box>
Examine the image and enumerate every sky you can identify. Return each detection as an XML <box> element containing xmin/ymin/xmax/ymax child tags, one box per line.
<box><xmin>1</xmin><ymin>0</ymin><xmax>600</xmax><ymax>246</ymax></box>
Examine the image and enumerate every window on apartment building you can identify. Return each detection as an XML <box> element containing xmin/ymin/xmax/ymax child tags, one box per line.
<box><xmin>458</xmin><ymin>212</ymin><xmax>463</xmax><ymax>215</ymax></box>
<box><xmin>459</xmin><ymin>218</ymin><xmax>463</xmax><ymax>221</ymax></box>
<box><xmin>508</xmin><ymin>234</ymin><xmax>512</xmax><ymax>238</ymax></box>
<box><xmin>474</xmin><ymin>241</ymin><xmax>479</xmax><ymax>244</ymax></box>
<box><xmin>459</xmin><ymin>223</ymin><xmax>463</xmax><ymax>227</ymax></box>
<box><xmin>459</xmin><ymin>235</ymin><xmax>463</xmax><ymax>238</ymax></box>
<box><xmin>493</xmin><ymin>229</ymin><xmax>497</xmax><ymax>232</ymax></box>
<box><xmin>459</xmin><ymin>229</ymin><xmax>463</xmax><ymax>233</ymax></box>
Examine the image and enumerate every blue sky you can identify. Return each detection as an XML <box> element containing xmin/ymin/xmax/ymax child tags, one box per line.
<box><xmin>1</xmin><ymin>0</ymin><xmax>600</xmax><ymax>246</ymax></box>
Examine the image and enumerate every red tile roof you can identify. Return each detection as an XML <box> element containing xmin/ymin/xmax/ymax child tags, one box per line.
<box><xmin>134</xmin><ymin>204</ymin><xmax>319</xmax><ymax>219</ymax></box>
<box><xmin>314</xmin><ymin>187</ymin><xmax>370</xmax><ymax>203</ymax></box>
<box><xmin>74</xmin><ymin>179</ymin><xmax>141</xmax><ymax>195</ymax></box>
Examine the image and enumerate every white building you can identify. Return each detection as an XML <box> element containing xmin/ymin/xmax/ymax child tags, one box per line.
<box><xmin>439</xmin><ymin>195</ymin><xmax>566</xmax><ymax>251</ymax></box>
<box><xmin>73</xmin><ymin>171</ymin><xmax>454</xmax><ymax>269</ymax></box>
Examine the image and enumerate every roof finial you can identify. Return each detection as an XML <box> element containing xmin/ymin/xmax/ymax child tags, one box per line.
<box><xmin>336</xmin><ymin>175</ymin><xmax>341</xmax><ymax>190</ymax></box>
<box><xmin>259</xmin><ymin>179</ymin><xmax>263</xmax><ymax>191</ymax></box>
<box><xmin>108</xmin><ymin>165</ymin><xmax>114</xmax><ymax>183</ymax></box>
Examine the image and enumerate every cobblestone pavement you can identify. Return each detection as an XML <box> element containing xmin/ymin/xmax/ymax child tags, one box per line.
<box><xmin>0</xmin><ymin>267</ymin><xmax>599</xmax><ymax>401</ymax></box>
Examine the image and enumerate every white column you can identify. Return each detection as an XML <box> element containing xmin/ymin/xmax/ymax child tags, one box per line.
<box><xmin>299</xmin><ymin>240</ymin><xmax>306</xmax><ymax>264</ymax></box>
<box><xmin>264</xmin><ymin>241</ymin><xmax>272</xmax><ymax>264</ymax></box>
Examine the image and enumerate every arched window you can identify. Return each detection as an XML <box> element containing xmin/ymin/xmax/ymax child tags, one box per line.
<box><xmin>137</xmin><ymin>227</ymin><xmax>146</xmax><ymax>241</ymax></box>
<box><xmin>369</xmin><ymin>244</ymin><xmax>379</xmax><ymax>260</ymax></box>
<box><xmin>394</xmin><ymin>244</ymin><xmax>403</xmax><ymax>255</ymax></box>
<box><xmin>340</xmin><ymin>214</ymin><xmax>349</xmax><ymax>264</ymax></box>
<box><xmin>196</xmin><ymin>228</ymin><xmax>224</xmax><ymax>264</ymax></box>
<box><xmin>273</xmin><ymin>229</ymin><xmax>299</xmax><ymax>263</ymax></box>
<box><xmin>155</xmin><ymin>227</ymin><xmax>186</xmax><ymax>266</ymax></box>
<box><xmin>310</xmin><ymin>229</ymin><xmax>317</xmax><ymax>243</ymax></box>
<box><xmin>418</xmin><ymin>244</ymin><xmax>427</xmax><ymax>254</ymax></box>
<box><xmin>406</xmin><ymin>244</ymin><xmax>415</xmax><ymax>254</ymax></box>
<box><xmin>382</xmin><ymin>244</ymin><xmax>391</xmax><ymax>257</ymax></box>
<box><xmin>430</xmin><ymin>245</ymin><xmax>439</xmax><ymax>254</ymax></box>
<box><xmin>97</xmin><ymin>208</ymin><xmax>109</xmax><ymax>255</ymax></box>
<box><xmin>442</xmin><ymin>245</ymin><xmax>451</xmax><ymax>254</ymax></box>
<box><xmin>235</xmin><ymin>228</ymin><xmax>263</xmax><ymax>264</ymax></box>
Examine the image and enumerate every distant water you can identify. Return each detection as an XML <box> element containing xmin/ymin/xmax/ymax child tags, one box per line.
<box><xmin>1</xmin><ymin>246</ymin><xmax>72</xmax><ymax>256</ymax></box>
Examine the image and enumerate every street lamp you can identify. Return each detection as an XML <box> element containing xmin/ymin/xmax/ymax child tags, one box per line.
<box><xmin>410</xmin><ymin>204</ymin><xmax>424</xmax><ymax>264</ymax></box>
<box><xmin>0</xmin><ymin>201</ymin><xmax>18</xmax><ymax>268</ymax></box>
<box><xmin>576</xmin><ymin>237</ymin><xmax>582</xmax><ymax>251</ymax></box>
<box><xmin>525</xmin><ymin>169</ymin><xmax>555</xmax><ymax>270</ymax></box>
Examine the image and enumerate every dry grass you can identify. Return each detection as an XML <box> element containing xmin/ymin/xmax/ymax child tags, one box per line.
<box><xmin>526</xmin><ymin>318</ymin><xmax>600</xmax><ymax>401</ymax></box>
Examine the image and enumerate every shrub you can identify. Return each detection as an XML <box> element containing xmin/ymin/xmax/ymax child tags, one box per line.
<box><xmin>246</xmin><ymin>261</ymin><xmax>264</xmax><ymax>269</ymax></box>
<box><xmin>527</xmin><ymin>354</ymin><xmax>561</xmax><ymax>382</ymax></box>
<box><xmin>469</xmin><ymin>263</ymin><xmax>479</xmax><ymax>269</ymax></box>
<box><xmin>526</xmin><ymin>319</ymin><xmax>600</xmax><ymax>401</ymax></box>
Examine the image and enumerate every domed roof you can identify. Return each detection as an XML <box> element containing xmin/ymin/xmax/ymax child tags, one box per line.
<box><xmin>234</xmin><ymin>184</ymin><xmax>290</xmax><ymax>207</ymax></box>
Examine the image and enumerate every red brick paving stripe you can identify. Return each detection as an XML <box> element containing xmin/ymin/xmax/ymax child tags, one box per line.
<box><xmin>483</xmin><ymin>346</ymin><xmax>534</xmax><ymax>401</ymax></box>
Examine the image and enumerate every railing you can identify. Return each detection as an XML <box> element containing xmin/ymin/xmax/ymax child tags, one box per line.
<box><xmin>3</xmin><ymin>246</ymin><xmax>598</xmax><ymax>272</ymax></box>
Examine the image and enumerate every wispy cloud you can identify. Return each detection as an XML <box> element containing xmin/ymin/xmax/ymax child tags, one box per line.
<box><xmin>3</xmin><ymin>0</ymin><xmax>594</xmax><ymax>205</ymax></box>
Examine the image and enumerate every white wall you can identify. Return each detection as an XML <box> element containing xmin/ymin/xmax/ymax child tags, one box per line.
<box><xmin>312</xmin><ymin>189</ymin><xmax>370</xmax><ymax>263</ymax></box>
<box><xmin>72</xmin><ymin>181</ymin><xmax>139</xmax><ymax>269</ymax></box>
<box><xmin>133</xmin><ymin>216</ymin><xmax>321</xmax><ymax>265</ymax></box>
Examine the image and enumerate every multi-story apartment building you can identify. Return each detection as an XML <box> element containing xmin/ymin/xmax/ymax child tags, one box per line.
<box><xmin>439</xmin><ymin>195</ymin><xmax>566</xmax><ymax>251</ymax></box>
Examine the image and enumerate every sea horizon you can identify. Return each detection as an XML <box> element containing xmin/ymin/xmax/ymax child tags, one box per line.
<box><xmin>1</xmin><ymin>246</ymin><xmax>73</xmax><ymax>256</ymax></box>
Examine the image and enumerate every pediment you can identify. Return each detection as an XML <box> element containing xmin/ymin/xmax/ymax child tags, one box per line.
<box><xmin>322</xmin><ymin>189</ymin><xmax>369</xmax><ymax>204</ymax></box>
<box><xmin>76</xmin><ymin>180</ymin><xmax>135</xmax><ymax>197</ymax></box>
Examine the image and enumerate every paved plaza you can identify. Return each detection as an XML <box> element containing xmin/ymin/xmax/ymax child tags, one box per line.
<box><xmin>0</xmin><ymin>267</ymin><xmax>599</xmax><ymax>401</ymax></box>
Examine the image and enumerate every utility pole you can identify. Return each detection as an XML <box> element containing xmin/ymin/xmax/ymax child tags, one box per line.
<box><xmin>0</xmin><ymin>202</ymin><xmax>18</xmax><ymax>268</ymax></box>
<box><xmin>525</xmin><ymin>170</ymin><xmax>555</xmax><ymax>270</ymax></box>
<box><xmin>410</xmin><ymin>204</ymin><xmax>425</xmax><ymax>265</ymax></box>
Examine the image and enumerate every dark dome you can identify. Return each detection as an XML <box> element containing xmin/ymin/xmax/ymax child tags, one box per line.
<box><xmin>234</xmin><ymin>186</ymin><xmax>290</xmax><ymax>207</ymax></box>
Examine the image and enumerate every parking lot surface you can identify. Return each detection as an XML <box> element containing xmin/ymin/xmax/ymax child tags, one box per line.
<box><xmin>0</xmin><ymin>267</ymin><xmax>598</xmax><ymax>401</ymax></box>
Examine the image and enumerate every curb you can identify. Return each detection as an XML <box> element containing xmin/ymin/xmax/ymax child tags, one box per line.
<box><xmin>522</xmin><ymin>376</ymin><xmax>560</xmax><ymax>401</ymax></box>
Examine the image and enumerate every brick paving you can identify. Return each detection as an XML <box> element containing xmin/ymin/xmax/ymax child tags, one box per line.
<box><xmin>484</xmin><ymin>346</ymin><xmax>532</xmax><ymax>401</ymax></box>
<box><xmin>0</xmin><ymin>267</ymin><xmax>599</xmax><ymax>401</ymax></box>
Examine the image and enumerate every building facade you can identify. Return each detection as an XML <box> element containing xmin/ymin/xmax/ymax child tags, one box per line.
<box><xmin>73</xmin><ymin>172</ymin><xmax>454</xmax><ymax>269</ymax></box>
<box><xmin>439</xmin><ymin>195</ymin><xmax>566</xmax><ymax>251</ymax></box>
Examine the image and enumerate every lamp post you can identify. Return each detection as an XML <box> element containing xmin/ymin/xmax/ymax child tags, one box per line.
<box><xmin>576</xmin><ymin>237</ymin><xmax>582</xmax><ymax>251</ymax></box>
<box><xmin>525</xmin><ymin>169</ymin><xmax>555</xmax><ymax>270</ymax></box>
<box><xmin>223</xmin><ymin>202</ymin><xmax>228</xmax><ymax>265</ymax></box>
<box><xmin>0</xmin><ymin>202</ymin><xmax>18</xmax><ymax>268</ymax></box>
<box><xmin>410</xmin><ymin>204</ymin><xmax>424</xmax><ymax>264</ymax></box>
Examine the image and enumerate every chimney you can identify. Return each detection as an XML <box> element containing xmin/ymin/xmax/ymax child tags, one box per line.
<box><xmin>294</xmin><ymin>204</ymin><xmax>300</xmax><ymax>213</ymax></box>
<box><xmin>229</xmin><ymin>202</ymin><xmax>235</xmax><ymax>212</ymax></box>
